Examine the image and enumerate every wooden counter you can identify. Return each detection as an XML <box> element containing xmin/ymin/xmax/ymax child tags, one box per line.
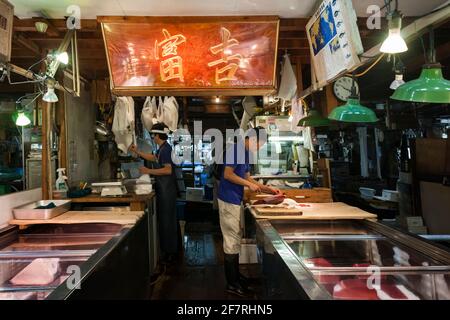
<box><xmin>70</xmin><ymin>192</ymin><xmax>155</xmax><ymax>211</ymax></box>
<box><xmin>249</xmin><ymin>202</ymin><xmax>377</xmax><ymax>221</ymax></box>
<box><xmin>9</xmin><ymin>210</ymin><xmax>145</xmax><ymax>227</ymax></box>
<box><xmin>244</xmin><ymin>188</ymin><xmax>333</xmax><ymax>204</ymax></box>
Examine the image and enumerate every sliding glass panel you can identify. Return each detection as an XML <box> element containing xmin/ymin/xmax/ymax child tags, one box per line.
<box><xmin>0</xmin><ymin>256</ymin><xmax>87</xmax><ymax>292</ymax></box>
<box><xmin>271</xmin><ymin>220</ymin><xmax>376</xmax><ymax>238</ymax></box>
<box><xmin>286</xmin><ymin>239</ymin><xmax>443</xmax><ymax>268</ymax></box>
<box><xmin>310</xmin><ymin>271</ymin><xmax>450</xmax><ymax>300</ymax></box>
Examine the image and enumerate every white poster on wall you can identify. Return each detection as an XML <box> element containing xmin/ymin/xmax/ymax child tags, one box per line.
<box><xmin>306</xmin><ymin>0</ymin><xmax>363</xmax><ymax>86</ymax></box>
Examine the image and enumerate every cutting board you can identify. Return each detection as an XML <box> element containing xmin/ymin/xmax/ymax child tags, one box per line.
<box><xmin>254</xmin><ymin>207</ymin><xmax>303</xmax><ymax>216</ymax></box>
<box><xmin>9</xmin><ymin>211</ymin><xmax>144</xmax><ymax>226</ymax></box>
<box><xmin>251</xmin><ymin>202</ymin><xmax>376</xmax><ymax>220</ymax></box>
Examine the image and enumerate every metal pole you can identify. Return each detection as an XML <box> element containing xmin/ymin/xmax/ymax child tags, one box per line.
<box><xmin>22</xmin><ymin>126</ymin><xmax>25</xmax><ymax>190</ymax></box>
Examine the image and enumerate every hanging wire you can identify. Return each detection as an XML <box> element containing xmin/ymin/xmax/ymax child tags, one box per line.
<box><xmin>420</xmin><ymin>36</ymin><xmax>428</xmax><ymax>64</ymax></box>
<box><xmin>383</xmin><ymin>0</ymin><xmax>391</xmax><ymax>13</ymax></box>
<box><xmin>27</xmin><ymin>56</ymin><xmax>48</xmax><ymax>72</ymax></box>
<box><xmin>346</xmin><ymin>53</ymin><xmax>386</xmax><ymax>78</ymax></box>
<box><xmin>21</xmin><ymin>92</ymin><xmax>43</xmax><ymax>111</ymax></box>
<box><xmin>15</xmin><ymin>92</ymin><xmax>39</xmax><ymax>104</ymax></box>
<box><xmin>8</xmin><ymin>73</ymin><xmax>45</xmax><ymax>85</ymax></box>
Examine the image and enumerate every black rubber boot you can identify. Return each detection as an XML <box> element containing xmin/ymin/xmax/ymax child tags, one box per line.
<box><xmin>224</xmin><ymin>254</ymin><xmax>252</xmax><ymax>298</ymax></box>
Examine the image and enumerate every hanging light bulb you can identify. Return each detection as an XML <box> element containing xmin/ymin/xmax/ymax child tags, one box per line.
<box><xmin>380</xmin><ymin>11</ymin><xmax>408</xmax><ymax>54</ymax></box>
<box><xmin>16</xmin><ymin>111</ymin><xmax>31</xmax><ymax>126</ymax></box>
<box><xmin>390</xmin><ymin>73</ymin><xmax>406</xmax><ymax>90</ymax></box>
<box><xmin>56</xmin><ymin>52</ymin><xmax>69</xmax><ymax>64</ymax></box>
<box><xmin>43</xmin><ymin>82</ymin><xmax>58</xmax><ymax>103</ymax></box>
<box><xmin>390</xmin><ymin>58</ymin><xmax>406</xmax><ymax>90</ymax></box>
<box><xmin>215</xmin><ymin>96</ymin><xmax>220</xmax><ymax>103</ymax></box>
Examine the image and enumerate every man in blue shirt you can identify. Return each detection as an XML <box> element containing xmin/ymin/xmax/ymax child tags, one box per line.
<box><xmin>130</xmin><ymin>123</ymin><xmax>178</xmax><ymax>264</ymax></box>
<box><xmin>218</xmin><ymin>127</ymin><xmax>281</xmax><ymax>297</ymax></box>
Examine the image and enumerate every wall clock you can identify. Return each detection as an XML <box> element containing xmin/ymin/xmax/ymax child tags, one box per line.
<box><xmin>333</xmin><ymin>76</ymin><xmax>359</xmax><ymax>102</ymax></box>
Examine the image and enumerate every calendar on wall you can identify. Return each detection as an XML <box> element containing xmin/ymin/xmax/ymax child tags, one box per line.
<box><xmin>0</xmin><ymin>0</ymin><xmax>13</xmax><ymax>63</ymax></box>
<box><xmin>306</xmin><ymin>0</ymin><xmax>363</xmax><ymax>86</ymax></box>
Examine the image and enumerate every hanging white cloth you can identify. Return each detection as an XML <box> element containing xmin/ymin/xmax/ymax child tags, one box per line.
<box><xmin>162</xmin><ymin>96</ymin><xmax>179</xmax><ymax>132</ymax></box>
<box><xmin>302</xmin><ymin>127</ymin><xmax>314</xmax><ymax>152</ymax></box>
<box><xmin>357</xmin><ymin>127</ymin><xmax>369</xmax><ymax>178</ymax></box>
<box><xmin>290</xmin><ymin>98</ymin><xmax>304</xmax><ymax>133</ymax></box>
<box><xmin>112</xmin><ymin>96</ymin><xmax>135</xmax><ymax>155</ymax></box>
<box><xmin>277</xmin><ymin>54</ymin><xmax>297</xmax><ymax>101</ymax></box>
<box><xmin>141</xmin><ymin>97</ymin><xmax>155</xmax><ymax>131</ymax></box>
<box><xmin>157</xmin><ymin>97</ymin><xmax>164</xmax><ymax>123</ymax></box>
<box><xmin>301</xmin><ymin>127</ymin><xmax>315</xmax><ymax>170</ymax></box>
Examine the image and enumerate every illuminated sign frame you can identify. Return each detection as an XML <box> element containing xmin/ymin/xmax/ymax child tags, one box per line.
<box><xmin>99</xmin><ymin>16</ymin><xmax>280</xmax><ymax>96</ymax></box>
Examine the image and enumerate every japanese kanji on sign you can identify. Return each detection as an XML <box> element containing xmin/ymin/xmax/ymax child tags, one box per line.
<box><xmin>100</xmin><ymin>16</ymin><xmax>279</xmax><ymax>96</ymax></box>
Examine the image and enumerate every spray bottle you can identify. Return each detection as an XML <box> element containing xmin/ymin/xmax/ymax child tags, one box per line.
<box><xmin>56</xmin><ymin>168</ymin><xmax>68</xmax><ymax>191</ymax></box>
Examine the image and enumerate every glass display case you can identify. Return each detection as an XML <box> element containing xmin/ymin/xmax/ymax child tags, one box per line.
<box><xmin>0</xmin><ymin>224</ymin><xmax>125</xmax><ymax>300</ymax></box>
<box><xmin>256</xmin><ymin>220</ymin><xmax>450</xmax><ymax>300</ymax></box>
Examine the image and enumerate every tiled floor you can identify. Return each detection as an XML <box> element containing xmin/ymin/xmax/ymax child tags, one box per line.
<box><xmin>148</xmin><ymin>222</ymin><xmax>263</xmax><ymax>300</ymax></box>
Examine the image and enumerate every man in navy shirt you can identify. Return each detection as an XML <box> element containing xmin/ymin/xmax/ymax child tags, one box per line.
<box><xmin>130</xmin><ymin>123</ymin><xmax>178</xmax><ymax>264</ymax></box>
<box><xmin>218</xmin><ymin>127</ymin><xmax>281</xmax><ymax>297</ymax></box>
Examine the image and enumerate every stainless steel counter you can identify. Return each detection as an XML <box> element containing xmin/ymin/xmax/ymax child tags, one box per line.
<box><xmin>256</xmin><ymin>219</ymin><xmax>450</xmax><ymax>300</ymax></box>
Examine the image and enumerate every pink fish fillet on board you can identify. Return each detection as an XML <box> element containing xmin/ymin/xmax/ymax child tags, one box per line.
<box><xmin>10</xmin><ymin>258</ymin><xmax>60</xmax><ymax>286</ymax></box>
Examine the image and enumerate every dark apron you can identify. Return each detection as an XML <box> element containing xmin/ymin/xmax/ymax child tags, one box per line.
<box><xmin>153</xmin><ymin>142</ymin><xmax>178</xmax><ymax>256</ymax></box>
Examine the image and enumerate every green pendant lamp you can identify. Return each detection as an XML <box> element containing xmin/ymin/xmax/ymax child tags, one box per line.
<box><xmin>298</xmin><ymin>109</ymin><xmax>331</xmax><ymax>127</ymax></box>
<box><xmin>391</xmin><ymin>64</ymin><xmax>450</xmax><ymax>103</ymax></box>
<box><xmin>392</xmin><ymin>29</ymin><xmax>450</xmax><ymax>104</ymax></box>
<box><xmin>328</xmin><ymin>78</ymin><xmax>378</xmax><ymax>123</ymax></box>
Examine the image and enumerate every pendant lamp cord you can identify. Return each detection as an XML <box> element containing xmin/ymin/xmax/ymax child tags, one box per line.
<box><xmin>421</xmin><ymin>27</ymin><xmax>437</xmax><ymax>64</ymax></box>
<box><xmin>429</xmin><ymin>27</ymin><xmax>436</xmax><ymax>64</ymax></box>
<box><xmin>346</xmin><ymin>53</ymin><xmax>386</xmax><ymax>78</ymax></box>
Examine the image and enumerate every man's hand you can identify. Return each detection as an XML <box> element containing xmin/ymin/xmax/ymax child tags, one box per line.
<box><xmin>270</xmin><ymin>188</ymin><xmax>283</xmax><ymax>195</ymax></box>
<box><xmin>248</xmin><ymin>183</ymin><xmax>262</xmax><ymax>193</ymax></box>
<box><xmin>139</xmin><ymin>166</ymin><xmax>149</xmax><ymax>175</ymax></box>
<box><xmin>129</xmin><ymin>144</ymin><xmax>138</xmax><ymax>154</ymax></box>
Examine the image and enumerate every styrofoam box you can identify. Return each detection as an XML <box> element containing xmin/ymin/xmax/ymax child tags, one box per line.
<box><xmin>406</xmin><ymin>216</ymin><xmax>424</xmax><ymax>227</ymax></box>
<box><xmin>408</xmin><ymin>225</ymin><xmax>428</xmax><ymax>235</ymax></box>
<box><xmin>239</xmin><ymin>240</ymin><xmax>258</xmax><ymax>264</ymax></box>
<box><xmin>186</xmin><ymin>187</ymin><xmax>204</xmax><ymax>201</ymax></box>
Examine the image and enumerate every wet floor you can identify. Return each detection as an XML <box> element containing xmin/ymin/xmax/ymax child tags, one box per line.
<box><xmin>148</xmin><ymin>222</ymin><xmax>264</xmax><ymax>300</ymax></box>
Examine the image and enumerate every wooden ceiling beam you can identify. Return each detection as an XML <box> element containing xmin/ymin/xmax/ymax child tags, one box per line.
<box><xmin>30</xmin><ymin>39</ymin><xmax>105</xmax><ymax>50</ymax></box>
<box><xmin>24</xmin><ymin>31</ymin><xmax>102</xmax><ymax>40</ymax></box>
<box><xmin>13</xmin><ymin>18</ymin><xmax>99</xmax><ymax>33</ymax></box>
<box><xmin>12</xmin><ymin>33</ymin><xmax>42</xmax><ymax>57</ymax></box>
<box><xmin>278</xmin><ymin>48</ymin><xmax>310</xmax><ymax>55</ymax></box>
<box><xmin>278</xmin><ymin>39</ymin><xmax>309</xmax><ymax>49</ymax></box>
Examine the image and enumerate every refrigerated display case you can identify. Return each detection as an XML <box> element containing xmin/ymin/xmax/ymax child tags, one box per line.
<box><xmin>0</xmin><ymin>215</ymin><xmax>150</xmax><ymax>300</ymax></box>
<box><xmin>0</xmin><ymin>224</ymin><xmax>121</xmax><ymax>300</ymax></box>
<box><xmin>256</xmin><ymin>219</ymin><xmax>450</xmax><ymax>300</ymax></box>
